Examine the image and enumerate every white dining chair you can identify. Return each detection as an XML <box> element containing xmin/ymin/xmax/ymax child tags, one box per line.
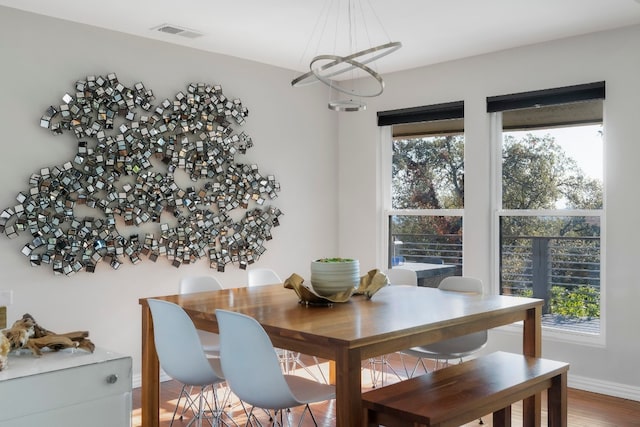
<box><xmin>147</xmin><ymin>299</ymin><xmax>232</xmax><ymax>427</ymax></box>
<box><xmin>402</xmin><ymin>276</ymin><xmax>488</xmax><ymax>376</ymax></box>
<box><xmin>247</xmin><ymin>267</ymin><xmax>328</xmax><ymax>384</ymax></box>
<box><xmin>177</xmin><ymin>276</ymin><xmax>227</xmax><ymax>425</ymax></box>
<box><xmin>179</xmin><ymin>275</ymin><xmax>225</xmax><ymax>355</ymax></box>
<box><xmin>180</xmin><ymin>275</ymin><xmax>225</xmax><ymax>294</ymax></box>
<box><xmin>247</xmin><ymin>268</ymin><xmax>282</xmax><ymax>286</ymax></box>
<box><xmin>365</xmin><ymin>268</ymin><xmax>418</xmax><ymax>387</ymax></box>
<box><xmin>216</xmin><ymin>309</ymin><xmax>335</xmax><ymax>426</ymax></box>
<box><xmin>385</xmin><ymin>268</ymin><xmax>418</xmax><ymax>286</ymax></box>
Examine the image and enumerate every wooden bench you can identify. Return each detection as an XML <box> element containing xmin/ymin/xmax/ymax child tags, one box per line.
<box><xmin>361</xmin><ymin>351</ymin><xmax>569</xmax><ymax>427</ymax></box>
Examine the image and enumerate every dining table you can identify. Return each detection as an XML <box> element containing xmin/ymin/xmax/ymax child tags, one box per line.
<box><xmin>139</xmin><ymin>283</ymin><xmax>543</xmax><ymax>427</ymax></box>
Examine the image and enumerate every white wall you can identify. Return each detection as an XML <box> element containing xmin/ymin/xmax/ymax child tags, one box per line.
<box><xmin>338</xmin><ymin>25</ymin><xmax>640</xmax><ymax>399</ymax></box>
<box><xmin>0</xmin><ymin>7</ymin><xmax>340</xmax><ymax>382</ymax></box>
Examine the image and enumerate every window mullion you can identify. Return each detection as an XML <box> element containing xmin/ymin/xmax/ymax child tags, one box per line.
<box><xmin>498</xmin><ymin>209</ymin><xmax>603</xmax><ymax>217</ymax></box>
<box><xmin>386</xmin><ymin>209</ymin><xmax>464</xmax><ymax>217</ymax></box>
<box><xmin>380</xmin><ymin>126</ymin><xmax>393</xmax><ymax>268</ymax></box>
<box><xmin>490</xmin><ymin>112</ymin><xmax>503</xmax><ymax>292</ymax></box>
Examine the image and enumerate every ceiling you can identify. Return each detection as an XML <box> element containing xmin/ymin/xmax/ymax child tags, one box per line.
<box><xmin>3</xmin><ymin>0</ymin><xmax>640</xmax><ymax>76</ymax></box>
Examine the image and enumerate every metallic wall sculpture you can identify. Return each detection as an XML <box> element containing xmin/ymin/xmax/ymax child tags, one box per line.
<box><xmin>0</xmin><ymin>73</ymin><xmax>282</xmax><ymax>275</ymax></box>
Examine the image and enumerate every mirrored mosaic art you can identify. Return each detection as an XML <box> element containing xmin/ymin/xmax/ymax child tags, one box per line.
<box><xmin>0</xmin><ymin>73</ymin><xmax>282</xmax><ymax>275</ymax></box>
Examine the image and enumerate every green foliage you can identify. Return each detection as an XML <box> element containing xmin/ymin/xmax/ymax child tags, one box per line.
<box><xmin>511</xmin><ymin>288</ymin><xmax>533</xmax><ymax>298</ymax></box>
<box><xmin>502</xmin><ymin>134</ymin><xmax>568</xmax><ymax>210</ymax></box>
<box><xmin>392</xmin><ymin>135</ymin><xmax>464</xmax><ymax>210</ymax></box>
<box><xmin>315</xmin><ymin>258</ymin><xmax>354</xmax><ymax>263</ymax></box>
<box><xmin>507</xmin><ymin>286</ymin><xmax>600</xmax><ymax>320</ymax></box>
<box><xmin>392</xmin><ymin>135</ymin><xmax>464</xmax><ymax>239</ymax></box>
<box><xmin>550</xmin><ymin>285</ymin><xmax>600</xmax><ymax>319</ymax></box>
<box><xmin>392</xmin><ymin>130</ymin><xmax>603</xmax><ymax>239</ymax></box>
<box><xmin>392</xmin><ymin>215</ymin><xmax>462</xmax><ymax>240</ymax></box>
<box><xmin>501</xmin><ymin>132</ymin><xmax>602</xmax><ymax>238</ymax></box>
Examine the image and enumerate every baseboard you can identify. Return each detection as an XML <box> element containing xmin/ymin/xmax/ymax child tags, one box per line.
<box><xmin>132</xmin><ymin>371</ymin><xmax>172</xmax><ymax>389</ymax></box>
<box><xmin>568</xmin><ymin>374</ymin><xmax>640</xmax><ymax>402</ymax></box>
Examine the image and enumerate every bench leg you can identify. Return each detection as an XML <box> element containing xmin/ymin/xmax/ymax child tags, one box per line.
<box><xmin>548</xmin><ymin>372</ymin><xmax>568</xmax><ymax>427</ymax></box>
<box><xmin>363</xmin><ymin>408</ymin><xmax>372</xmax><ymax>426</ymax></box>
<box><xmin>493</xmin><ymin>405</ymin><xmax>512</xmax><ymax>427</ymax></box>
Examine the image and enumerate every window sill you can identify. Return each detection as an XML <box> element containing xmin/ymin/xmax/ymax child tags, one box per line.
<box><xmin>495</xmin><ymin>320</ymin><xmax>605</xmax><ymax>348</ymax></box>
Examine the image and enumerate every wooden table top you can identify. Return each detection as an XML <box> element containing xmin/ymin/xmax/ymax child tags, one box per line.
<box><xmin>140</xmin><ymin>284</ymin><xmax>541</xmax><ymax>356</ymax></box>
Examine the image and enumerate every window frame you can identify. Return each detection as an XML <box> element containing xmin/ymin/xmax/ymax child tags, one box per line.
<box><xmin>489</xmin><ymin>91</ymin><xmax>606</xmax><ymax>345</ymax></box>
<box><xmin>379</xmin><ymin>101</ymin><xmax>465</xmax><ymax>271</ymax></box>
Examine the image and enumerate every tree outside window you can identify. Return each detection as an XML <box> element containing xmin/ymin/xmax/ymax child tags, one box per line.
<box><xmin>498</xmin><ymin>105</ymin><xmax>603</xmax><ymax>334</ymax></box>
<box><xmin>389</xmin><ymin>132</ymin><xmax>464</xmax><ymax>271</ymax></box>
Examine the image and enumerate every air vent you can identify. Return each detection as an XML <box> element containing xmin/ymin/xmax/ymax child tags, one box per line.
<box><xmin>152</xmin><ymin>24</ymin><xmax>203</xmax><ymax>39</ymax></box>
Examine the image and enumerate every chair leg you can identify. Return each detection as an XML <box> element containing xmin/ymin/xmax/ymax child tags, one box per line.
<box><xmin>296</xmin><ymin>354</ymin><xmax>328</xmax><ymax>384</ymax></box>
<box><xmin>242</xmin><ymin>404</ymin><xmax>258</xmax><ymax>426</ymax></box>
<box><xmin>367</xmin><ymin>355</ymin><xmax>403</xmax><ymax>387</ymax></box>
<box><xmin>297</xmin><ymin>404</ymin><xmax>319</xmax><ymax>427</ymax></box>
<box><xmin>400</xmin><ymin>353</ymin><xmax>425</xmax><ymax>378</ymax></box>
<box><xmin>399</xmin><ymin>354</ymin><xmax>462</xmax><ymax>379</ymax></box>
<box><xmin>197</xmin><ymin>388</ymin><xmax>206</xmax><ymax>427</ymax></box>
<box><xmin>239</xmin><ymin>404</ymin><xmax>319</xmax><ymax>427</ymax></box>
<box><xmin>240</xmin><ymin>401</ymin><xmax>271</xmax><ymax>427</ymax></box>
<box><xmin>279</xmin><ymin>351</ymin><xmax>328</xmax><ymax>384</ymax></box>
<box><xmin>172</xmin><ymin>384</ymin><xmax>199</xmax><ymax>426</ymax></box>
<box><xmin>170</xmin><ymin>384</ymin><xmax>187</xmax><ymax>426</ymax></box>
<box><xmin>366</xmin><ymin>357</ymin><xmax>383</xmax><ymax>387</ymax></box>
<box><xmin>383</xmin><ymin>356</ymin><xmax>403</xmax><ymax>384</ymax></box>
<box><xmin>185</xmin><ymin>386</ymin><xmax>210</xmax><ymax>427</ymax></box>
<box><xmin>172</xmin><ymin>383</ymin><xmax>238</xmax><ymax>427</ymax></box>
<box><xmin>211</xmin><ymin>383</ymin><xmax>238</xmax><ymax>427</ymax></box>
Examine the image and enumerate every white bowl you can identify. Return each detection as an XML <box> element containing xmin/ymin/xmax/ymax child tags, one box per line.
<box><xmin>310</xmin><ymin>259</ymin><xmax>360</xmax><ymax>296</ymax></box>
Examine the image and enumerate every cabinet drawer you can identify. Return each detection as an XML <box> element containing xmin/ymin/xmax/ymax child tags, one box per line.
<box><xmin>0</xmin><ymin>350</ymin><xmax>131</xmax><ymax>424</ymax></box>
<box><xmin>0</xmin><ymin>393</ymin><xmax>131</xmax><ymax>427</ymax></box>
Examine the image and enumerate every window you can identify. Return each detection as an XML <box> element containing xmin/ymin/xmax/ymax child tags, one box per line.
<box><xmin>378</xmin><ymin>102</ymin><xmax>464</xmax><ymax>285</ymax></box>
<box><xmin>489</xmin><ymin>82</ymin><xmax>605</xmax><ymax>336</ymax></box>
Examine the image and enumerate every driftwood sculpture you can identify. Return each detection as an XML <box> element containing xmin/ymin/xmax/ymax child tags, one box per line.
<box><xmin>0</xmin><ymin>313</ymin><xmax>95</xmax><ymax>370</ymax></box>
<box><xmin>0</xmin><ymin>334</ymin><xmax>8</xmax><ymax>371</ymax></box>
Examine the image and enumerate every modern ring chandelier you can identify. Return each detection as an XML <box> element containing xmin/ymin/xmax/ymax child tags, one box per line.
<box><xmin>290</xmin><ymin>0</ymin><xmax>401</xmax><ymax>112</ymax></box>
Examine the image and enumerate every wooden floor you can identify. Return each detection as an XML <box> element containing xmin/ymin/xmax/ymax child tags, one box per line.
<box><xmin>131</xmin><ymin>354</ymin><xmax>640</xmax><ymax>426</ymax></box>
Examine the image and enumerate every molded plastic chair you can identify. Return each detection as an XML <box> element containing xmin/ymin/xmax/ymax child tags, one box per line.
<box><xmin>179</xmin><ymin>276</ymin><xmax>225</xmax><ymax>354</ymax></box>
<box><xmin>365</xmin><ymin>268</ymin><xmax>418</xmax><ymax>387</ymax></box>
<box><xmin>402</xmin><ymin>276</ymin><xmax>488</xmax><ymax>376</ymax></box>
<box><xmin>180</xmin><ymin>275</ymin><xmax>225</xmax><ymax>294</ymax></box>
<box><xmin>385</xmin><ymin>268</ymin><xmax>418</xmax><ymax>286</ymax></box>
<box><xmin>247</xmin><ymin>268</ymin><xmax>282</xmax><ymax>287</ymax></box>
<box><xmin>147</xmin><ymin>299</ymin><xmax>231</xmax><ymax>427</ymax></box>
<box><xmin>216</xmin><ymin>309</ymin><xmax>335</xmax><ymax>426</ymax></box>
<box><xmin>247</xmin><ymin>268</ymin><xmax>328</xmax><ymax>383</ymax></box>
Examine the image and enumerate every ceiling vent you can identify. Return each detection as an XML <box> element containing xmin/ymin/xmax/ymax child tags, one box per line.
<box><xmin>152</xmin><ymin>24</ymin><xmax>203</xmax><ymax>39</ymax></box>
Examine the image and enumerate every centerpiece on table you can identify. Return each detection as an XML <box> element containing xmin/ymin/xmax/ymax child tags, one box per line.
<box><xmin>284</xmin><ymin>258</ymin><xmax>388</xmax><ymax>305</ymax></box>
<box><xmin>310</xmin><ymin>258</ymin><xmax>360</xmax><ymax>297</ymax></box>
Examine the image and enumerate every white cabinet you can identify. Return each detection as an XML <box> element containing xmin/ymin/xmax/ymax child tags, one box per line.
<box><xmin>0</xmin><ymin>347</ymin><xmax>132</xmax><ymax>427</ymax></box>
